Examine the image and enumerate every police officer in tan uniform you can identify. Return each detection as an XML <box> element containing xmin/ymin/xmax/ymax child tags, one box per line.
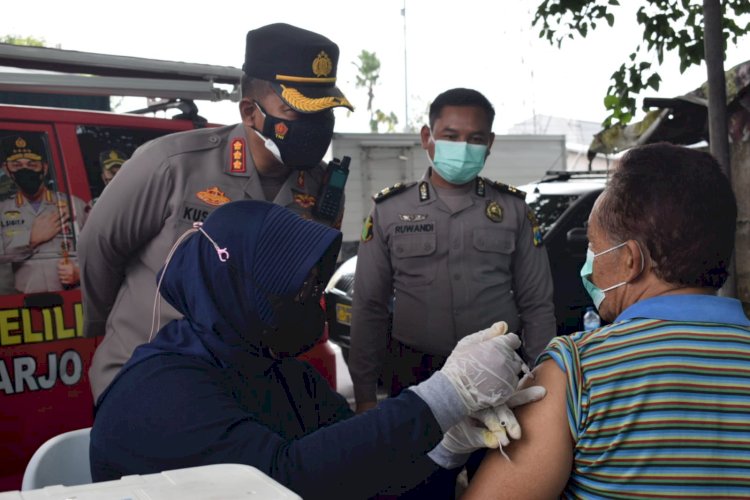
<box><xmin>80</xmin><ymin>23</ymin><xmax>353</xmax><ymax>400</ymax></box>
<box><xmin>349</xmin><ymin>88</ymin><xmax>556</xmax><ymax>413</ymax></box>
<box><xmin>0</xmin><ymin>134</ymin><xmax>87</xmax><ymax>293</ymax></box>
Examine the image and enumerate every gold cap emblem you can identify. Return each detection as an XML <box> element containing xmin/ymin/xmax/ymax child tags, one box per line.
<box><xmin>312</xmin><ymin>51</ymin><xmax>333</xmax><ymax>78</ymax></box>
<box><xmin>6</xmin><ymin>136</ymin><xmax>42</xmax><ymax>162</ymax></box>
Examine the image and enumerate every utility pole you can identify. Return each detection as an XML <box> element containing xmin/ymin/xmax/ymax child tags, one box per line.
<box><xmin>402</xmin><ymin>0</ymin><xmax>410</xmax><ymax>132</ymax></box>
<box><xmin>703</xmin><ymin>0</ymin><xmax>736</xmax><ymax>298</ymax></box>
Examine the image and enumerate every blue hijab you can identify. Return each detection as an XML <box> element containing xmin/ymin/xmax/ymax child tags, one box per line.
<box><xmin>125</xmin><ymin>200</ymin><xmax>341</xmax><ymax>373</ymax></box>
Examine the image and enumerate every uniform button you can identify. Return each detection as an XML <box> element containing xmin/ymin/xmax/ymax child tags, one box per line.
<box><xmin>209</xmin><ymin>136</ymin><xmax>219</xmax><ymax>143</ymax></box>
<box><xmin>424</xmin><ymin>243</ymin><xmax>431</xmax><ymax>251</ymax></box>
<box><xmin>453</xmin><ymin>273</ymin><xmax>460</xmax><ymax>280</ymax></box>
<box><xmin>396</xmin><ymin>246</ymin><xmax>404</xmax><ymax>254</ymax></box>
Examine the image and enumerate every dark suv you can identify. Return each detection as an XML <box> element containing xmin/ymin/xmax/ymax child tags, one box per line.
<box><xmin>521</xmin><ymin>171</ymin><xmax>608</xmax><ymax>335</ymax></box>
<box><xmin>324</xmin><ymin>171</ymin><xmax>608</xmax><ymax>361</ymax></box>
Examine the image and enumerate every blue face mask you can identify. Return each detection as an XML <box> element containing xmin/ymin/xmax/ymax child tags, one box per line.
<box><xmin>429</xmin><ymin>137</ymin><xmax>487</xmax><ymax>185</ymax></box>
<box><xmin>579</xmin><ymin>241</ymin><xmax>630</xmax><ymax>310</ymax></box>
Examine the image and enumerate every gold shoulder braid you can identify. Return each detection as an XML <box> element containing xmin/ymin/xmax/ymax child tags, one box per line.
<box><xmin>486</xmin><ymin>179</ymin><xmax>526</xmax><ymax>200</ymax></box>
<box><xmin>372</xmin><ymin>181</ymin><xmax>416</xmax><ymax>203</ymax></box>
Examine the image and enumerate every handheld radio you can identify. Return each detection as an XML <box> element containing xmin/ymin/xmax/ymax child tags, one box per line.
<box><xmin>314</xmin><ymin>156</ymin><xmax>350</xmax><ymax>223</ymax></box>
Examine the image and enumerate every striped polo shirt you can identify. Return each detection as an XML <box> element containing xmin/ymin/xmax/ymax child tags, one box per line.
<box><xmin>540</xmin><ymin>294</ymin><xmax>750</xmax><ymax>499</ymax></box>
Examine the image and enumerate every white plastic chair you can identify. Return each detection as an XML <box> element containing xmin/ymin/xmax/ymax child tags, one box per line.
<box><xmin>21</xmin><ymin>427</ymin><xmax>92</xmax><ymax>490</ymax></box>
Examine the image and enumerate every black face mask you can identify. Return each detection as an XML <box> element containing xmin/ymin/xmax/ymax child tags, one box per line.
<box><xmin>12</xmin><ymin>168</ymin><xmax>45</xmax><ymax>196</ymax></box>
<box><xmin>261</xmin><ymin>294</ymin><xmax>326</xmax><ymax>358</ymax></box>
<box><xmin>255</xmin><ymin>102</ymin><xmax>335</xmax><ymax>170</ymax></box>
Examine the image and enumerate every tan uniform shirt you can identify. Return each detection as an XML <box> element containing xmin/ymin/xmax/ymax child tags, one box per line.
<box><xmin>0</xmin><ymin>189</ymin><xmax>87</xmax><ymax>293</ymax></box>
<box><xmin>348</xmin><ymin>169</ymin><xmax>555</xmax><ymax>403</ymax></box>
<box><xmin>80</xmin><ymin>124</ymin><xmax>343</xmax><ymax>400</ymax></box>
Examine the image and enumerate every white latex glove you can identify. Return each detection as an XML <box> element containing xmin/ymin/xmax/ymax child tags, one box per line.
<box><xmin>439</xmin><ymin>321</ymin><xmax>523</xmax><ymax>413</ymax></box>
<box><xmin>441</xmin><ymin>385</ymin><xmax>547</xmax><ymax>456</ymax></box>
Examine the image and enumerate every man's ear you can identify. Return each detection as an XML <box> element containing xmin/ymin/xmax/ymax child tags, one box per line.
<box><xmin>239</xmin><ymin>98</ymin><xmax>258</xmax><ymax>127</ymax></box>
<box><xmin>624</xmin><ymin>239</ymin><xmax>646</xmax><ymax>281</ymax></box>
<box><xmin>487</xmin><ymin>132</ymin><xmax>495</xmax><ymax>157</ymax></box>
<box><xmin>420</xmin><ymin>125</ymin><xmax>431</xmax><ymax>151</ymax></box>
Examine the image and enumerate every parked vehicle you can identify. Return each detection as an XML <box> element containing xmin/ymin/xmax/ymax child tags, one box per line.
<box><xmin>521</xmin><ymin>171</ymin><xmax>608</xmax><ymax>335</ymax></box>
<box><xmin>324</xmin><ymin>170</ymin><xmax>608</xmax><ymax>362</ymax></box>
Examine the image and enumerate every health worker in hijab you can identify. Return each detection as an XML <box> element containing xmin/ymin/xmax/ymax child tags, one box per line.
<box><xmin>90</xmin><ymin>200</ymin><xmax>544</xmax><ymax>499</ymax></box>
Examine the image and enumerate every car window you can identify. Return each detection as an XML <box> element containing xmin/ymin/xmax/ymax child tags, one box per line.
<box><xmin>527</xmin><ymin>193</ymin><xmax>581</xmax><ymax>235</ymax></box>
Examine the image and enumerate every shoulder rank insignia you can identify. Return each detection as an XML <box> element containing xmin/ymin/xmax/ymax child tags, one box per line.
<box><xmin>361</xmin><ymin>214</ymin><xmax>374</xmax><ymax>242</ymax></box>
<box><xmin>475</xmin><ymin>177</ymin><xmax>486</xmax><ymax>197</ymax></box>
<box><xmin>486</xmin><ymin>201</ymin><xmax>503</xmax><ymax>223</ymax></box>
<box><xmin>373</xmin><ymin>181</ymin><xmax>416</xmax><ymax>203</ymax></box>
<box><xmin>486</xmin><ymin>179</ymin><xmax>526</xmax><ymax>200</ymax></box>
<box><xmin>230</xmin><ymin>138</ymin><xmax>246</xmax><ymax>173</ymax></box>
<box><xmin>527</xmin><ymin>209</ymin><xmax>543</xmax><ymax>247</ymax></box>
<box><xmin>418</xmin><ymin>181</ymin><xmax>430</xmax><ymax>202</ymax></box>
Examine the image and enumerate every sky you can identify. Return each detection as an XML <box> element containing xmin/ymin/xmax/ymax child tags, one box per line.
<box><xmin>3</xmin><ymin>0</ymin><xmax>748</xmax><ymax>135</ymax></box>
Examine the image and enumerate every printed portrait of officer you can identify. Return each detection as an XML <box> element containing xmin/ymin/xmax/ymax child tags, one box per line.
<box><xmin>0</xmin><ymin>133</ymin><xmax>88</xmax><ymax>293</ymax></box>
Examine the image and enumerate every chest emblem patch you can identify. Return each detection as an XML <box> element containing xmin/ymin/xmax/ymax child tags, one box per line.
<box><xmin>196</xmin><ymin>187</ymin><xmax>231</xmax><ymax>206</ymax></box>
<box><xmin>294</xmin><ymin>193</ymin><xmax>316</xmax><ymax>209</ymax></box>
<box><xmin>485</xmin><ymin>201</ymin><xmax>503</xmax><ymax>223</ymax></box>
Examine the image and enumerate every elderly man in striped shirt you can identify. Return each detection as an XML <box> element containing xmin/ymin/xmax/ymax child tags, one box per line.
<box><xmin>464</xmin><ymin>142</ymin><xmax>750</xmax><ymax>499</ymax></box>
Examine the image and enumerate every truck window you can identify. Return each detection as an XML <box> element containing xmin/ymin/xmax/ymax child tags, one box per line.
<box><xmin>76</xmin><ymin>125</ymin><xmax>165</xmax><ymax>203</ymax></box>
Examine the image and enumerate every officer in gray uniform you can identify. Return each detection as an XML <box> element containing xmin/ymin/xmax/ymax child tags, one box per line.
<box><xmin>0</xmin><ymin>134</ymin><xmax>87</xmax><ymax>293</ymax></box>
<box><xmin>80</xmin><ymin>23</ymin><xmax>353</xmax><ymax>400</ymax></box>
<box><xmin>349</xmin><ymin>88</ymin><xmax>555</xmax><ymax>413</ymax></box>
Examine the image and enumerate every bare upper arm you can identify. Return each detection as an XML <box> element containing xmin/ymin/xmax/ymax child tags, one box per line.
<box><xmin>462</xmin><ymin>359</ymin><xmax>574</xmax><ymax>500</ymax></box>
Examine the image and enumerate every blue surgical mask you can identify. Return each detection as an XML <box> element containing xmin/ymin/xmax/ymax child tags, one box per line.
<box><xmin>428</xmin><ymin>137</ymin><xmax>487</xmax><ymax>185</ymax></box>
<box><xmin>580</xmin><ymin>241</ymin><xmax>630</xmax><ymax>309</ymax></box>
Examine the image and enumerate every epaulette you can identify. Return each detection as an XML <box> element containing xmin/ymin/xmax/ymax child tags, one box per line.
<box><xmin>372</xmin><ymin>181</ymin><xmax>416</xmax><ymax>203</ymax></box>
<box><xmin>485</xmin><ymin>178</ymin><xmax>526</xmax><ymax>200</ymax></box>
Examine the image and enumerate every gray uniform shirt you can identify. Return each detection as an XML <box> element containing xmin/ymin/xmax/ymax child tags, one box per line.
<box><xmin>80</xmin><ymin>124</ymin><xmax>342</xmax><ymax>400</ymax></box>
<box><xmin>348</xmin><ymin>169</ymin><xmax>555</xmax><ymax>403</ymax></box>
<box><xmin>0</xmin><ymin>189</ymin><xmax>87</xmax><ymax>293</ymax></box>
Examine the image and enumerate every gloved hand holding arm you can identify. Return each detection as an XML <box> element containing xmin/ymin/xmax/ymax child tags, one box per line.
<box><xmin>409</xmin><ymin>321</ymin><xmax>524</xmax><ymax>434</ymax></box>
<box><xmin>427</xmin><ymin>385</ymin><xmax>547</xmax><ymax>469</ymax></box>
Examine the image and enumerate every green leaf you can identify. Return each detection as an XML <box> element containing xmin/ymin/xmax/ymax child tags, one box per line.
<box><xmin>646</xmin><ymin>74</ymin><xmax>661</xmax><ymax>90</ymax></box>
<box><xmin>604</xmin><ymin>94</ymin><xmax>620</xmax><ymax>108</ymax></box>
